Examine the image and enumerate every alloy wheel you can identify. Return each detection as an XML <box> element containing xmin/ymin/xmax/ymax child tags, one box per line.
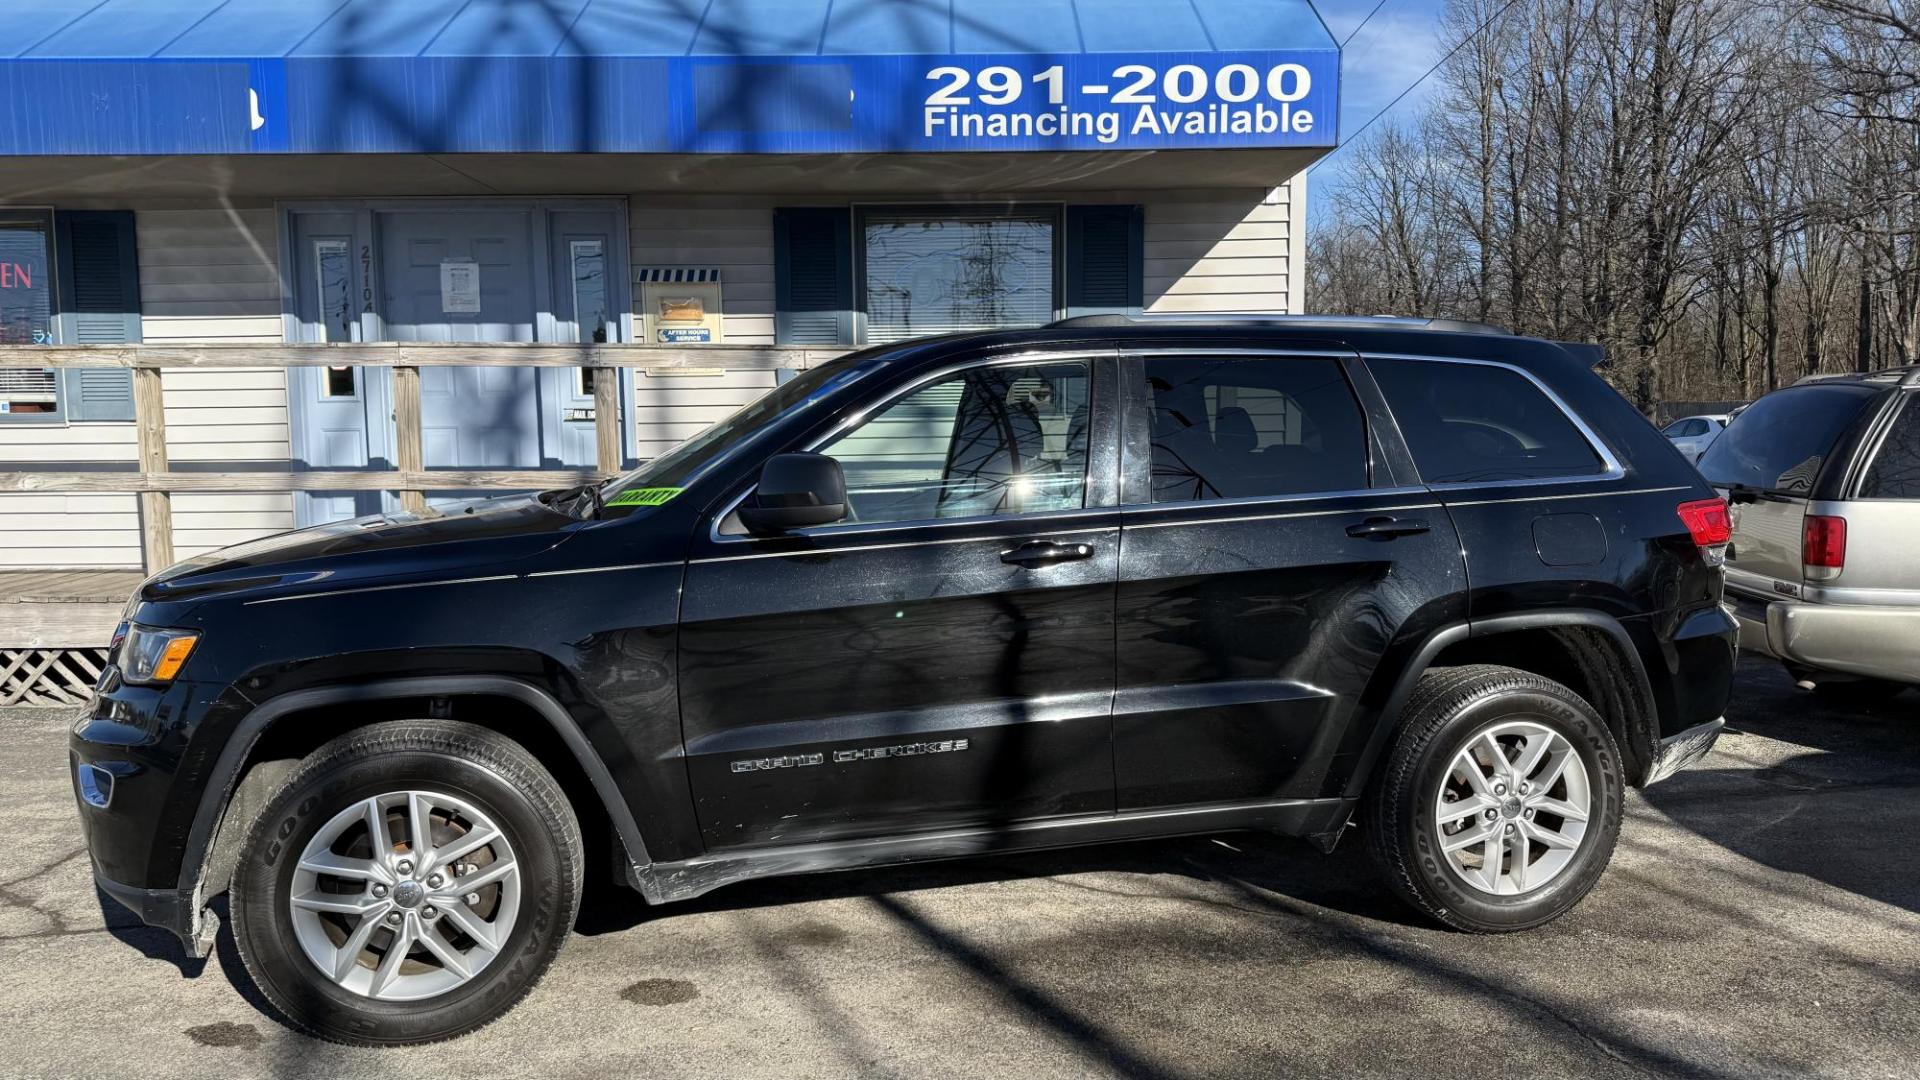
<box><xmin>288</xmin><ymin>790</ymin><xmax>521</xmax><ymax>1001</ymax></box>
<box><xmin>1433</xmin><ymin>720</ymin><xmax>1591</xmax><ymax>896</ymax></box>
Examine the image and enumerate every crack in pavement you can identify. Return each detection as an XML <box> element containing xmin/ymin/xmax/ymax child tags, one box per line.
<box><xmin>0</xmin><ymin>847</ymin><xmax>92</xmax><ymax>941</ymax></box>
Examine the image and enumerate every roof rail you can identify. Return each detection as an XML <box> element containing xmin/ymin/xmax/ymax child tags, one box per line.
<box><xmin>1792</xmin><ymin>364</ymin><xmax>1920</xmax><ymax>387</ymax></box>
<box><xmin>1044</xmin><ymin>313</ymin><xmax>1513</xmax><ymax>336</ymax></box>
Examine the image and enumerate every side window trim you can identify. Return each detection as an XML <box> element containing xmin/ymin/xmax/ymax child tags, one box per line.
<box><xmin>709</xmin><ymin>349</ymin><xmax>1117</xmax><ymax>543</ymax></box>
<box><xmin>1360</xmin><ymin>352</ymin><xmax>1626</xmax><ymax>489</ymax></box>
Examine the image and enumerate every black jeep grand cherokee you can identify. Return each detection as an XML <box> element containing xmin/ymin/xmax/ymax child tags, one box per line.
<box><xmin>72</xmin><ymin>317</ymin><xmax>1735</xmax><ymax>1044</ymax></box>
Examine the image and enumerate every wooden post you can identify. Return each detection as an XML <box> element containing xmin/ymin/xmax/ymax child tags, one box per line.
<box><xmin>592</xmin><ymin>365</ymin><xmax>621</xmax><ymax>475</ymax></box>
<box><xmin>392</xmin><ymin>365</ymin><xmax>427</xmax><ymax>514</ymax></box>
<box><xmin>132</xmin><ymin>366</ymin><xmax>174</xmax><ymax>572</ymax></box>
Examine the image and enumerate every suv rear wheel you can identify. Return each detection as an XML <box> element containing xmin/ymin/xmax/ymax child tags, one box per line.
<box><xmin>230</xmin><ymin>720</ymin><xmax>583</xmax><ymax>1044</ymax></box>
<box><xmin>1365</xmin><ymin>665</ymin><xmax>1624</xmax><ymax>932</ymax></box>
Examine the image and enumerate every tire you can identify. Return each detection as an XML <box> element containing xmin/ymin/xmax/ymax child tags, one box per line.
<box><xmin>1811</xmin><ymin>677</ymin><xmax>1909</xmax><ymax>708</ymax></box>
<box><xmin>1363</xmin><ymin>665</ymin><xmax>1625</xmax><ymax>933</ymax></box>
<box><xmin>230</xmin><ymin>720</ymin><xmax>583</xmax><ymax>1045</ymax></box>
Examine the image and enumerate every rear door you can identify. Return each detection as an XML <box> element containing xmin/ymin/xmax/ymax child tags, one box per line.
<box><xmin>1111</xmin><ymin>349</ymin><xmax>1467</xmax><ymax>809</ymax></box>
<box><xmin>1696</xmin><ymin>382</ymin><xmax>1887</xmax><ymax>598</ymax></box>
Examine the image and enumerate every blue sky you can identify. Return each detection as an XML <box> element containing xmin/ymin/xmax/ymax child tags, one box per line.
<box><xmin>1309</xmin><ymin>0</ymin><xmax>1450</xmax><ymax>219</ymax></box>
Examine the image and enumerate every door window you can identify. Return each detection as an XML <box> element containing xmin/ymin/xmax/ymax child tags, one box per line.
<box><xmin>1143</xmin><ymin>356</ymin><xmax>1368</xmax><ymax>502</ymax></box>
<box><xmin>1369</xmin><ymin>358</ymin><xmax>1605</xmax><ymax>484</ymax></box>
<box><xmin>1860</xmin><ymin>396</ymin><xmax>1920</xmax><ymax>499</ymax></box>
<box><xmin>568</xmin><ymin>238</ymin><xmax>609</xmax><ymax>396</ymax></box>
<box><xmin>312</xmin><ymin>239</ymin><xmax>358</xmax><ymax>397</ymax></box>
<box><xmin>817</xmin><ymin>361</ymin><xmax>1091</xmax><ymax>524</ymax></box>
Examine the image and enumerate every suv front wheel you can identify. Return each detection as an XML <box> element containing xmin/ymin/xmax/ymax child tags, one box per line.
<box><xmin>230</xmin><ymin>720</ymin><xmax>583</xmax><ymax>1045</ymax></box>
<box><xmin>1365</xmin><ymin>665</ymin><xmax>1624</xmax><ymax>932</ymax></box>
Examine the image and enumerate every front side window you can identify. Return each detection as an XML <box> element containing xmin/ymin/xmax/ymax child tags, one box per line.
<box><xmin>0</xmin><ymin>212</ymin><xmax>57</xmax><ymax>420</ymax></box>
<box><xmin>1370</xmin><ymin>358</ymin><xmax>1605</xmax><ymax>484</ymax></box>
<box><xmin>818</xmin><ymin>361</ymin><xmax>1091</xmax><ymax>524</ymax></box>
<box><xmin>1144</xmin><ymin>356</ymin><xmax>1368</xmax><ymax>502</ymax></box>
<box><xmin>1860</xmin><ymin>395</ymin><xmax>1920</xmax><ymax>499</ymax></box>
<box><xmin>860</xmin><ymin>209</ymin><xmax>1055</xmax><ymax>345</ymax></box>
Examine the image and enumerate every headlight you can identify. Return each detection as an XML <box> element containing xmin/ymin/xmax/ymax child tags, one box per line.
<box><xmin>120</xmin><ymin>624</ymin><xmax>200</xmax><ymax>685</ymax></box>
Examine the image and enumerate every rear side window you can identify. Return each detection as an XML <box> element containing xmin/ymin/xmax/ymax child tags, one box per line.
<box><xmin>1698</xmin><ymin>384</ymin><xmax>1880</xmax><ymax>495</ymax></box>
<box><xmin>1860</xmin><ymin>395</ymin><xmax>1920</xmax><ymax>499</ymax></box>
<box><xmin>1665</xmin><ymin>419</ymin><xmax>1705</xmax><ymax>437</ymax></box>
<box><xmin>1369</xmin><ymin>358</ymin><xmax>1604</xmax><ymax>484</ymax></box>
<box><xmin>1143</xmin><ymin>356</ymin><xmax>1367</xmax><ymax>502</ymax></box>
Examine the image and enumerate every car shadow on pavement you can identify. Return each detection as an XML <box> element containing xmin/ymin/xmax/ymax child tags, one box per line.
<box><xmin>1640</xmin><ymin>659</ymin><xmax>1920</xmax><ymax>916</ymax></box>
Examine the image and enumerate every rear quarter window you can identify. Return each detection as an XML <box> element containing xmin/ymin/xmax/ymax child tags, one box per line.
<box><xmin>1368</xmin><ymin>358</ymin><xmax>1605</xmax><ymax>484</ymax></box>
<box><xmin>1860</xmin><ymin>394</ymin><xmax>1920</xmax><ymax>499</ymax></box>
<box><xmin>1697</xmin><ymin>384</ymin><xmax>1881</xmax><ymax>496</ymax></box>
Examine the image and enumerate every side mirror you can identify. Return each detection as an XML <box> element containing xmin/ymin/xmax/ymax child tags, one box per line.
<box><xmin>738</xmin><ymin>452</ymin><xmax>848</xmax><ymax>535</ymax></box>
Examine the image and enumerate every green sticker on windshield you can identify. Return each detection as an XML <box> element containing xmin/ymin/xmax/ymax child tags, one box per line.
<box><xmin>605</xmin><ymin>486</ymin><xmax>683</xmax><ymax>508</ymax></box>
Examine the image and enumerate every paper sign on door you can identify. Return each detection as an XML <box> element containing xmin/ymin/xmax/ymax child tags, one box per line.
<box><xmin>440</xmin><ymin>258</ymin><xmax>481</xmax><ymax>313</ymax></box>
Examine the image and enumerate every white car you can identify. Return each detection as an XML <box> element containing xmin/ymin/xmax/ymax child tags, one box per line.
<box><xmin>1663</xmin><ymin>414</ymin><xmax>1730</xmax><ymax>461</ymax></box>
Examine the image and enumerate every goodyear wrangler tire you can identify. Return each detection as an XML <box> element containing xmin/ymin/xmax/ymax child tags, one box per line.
<box><xmin>230</xmin><ymin>720</ymin><xmax>583</xmax><ymax>1045</ymax></box>
<box><xmin>1364</xmin><ymin>665</ymin><xmax>1624</xmax><ymax>933</ymax></box>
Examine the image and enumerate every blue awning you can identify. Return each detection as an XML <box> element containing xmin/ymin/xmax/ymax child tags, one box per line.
<box><xmin>0</xmin><ymin>0</ymin><xmax>1338</xmax><ymax>156</ymax></box>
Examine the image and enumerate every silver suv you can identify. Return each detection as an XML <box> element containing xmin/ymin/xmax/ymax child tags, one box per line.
<box><xmin>1699</xmin><ymin>367</ymin><xmax>1920</xmax><ymax>704</ymax></box>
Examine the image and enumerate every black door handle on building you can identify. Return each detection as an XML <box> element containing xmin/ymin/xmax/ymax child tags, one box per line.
<box><xmin>1346</xmin><ymin>517</ymin><xmax>1432</xmax><ymax>539</ymax></box>
<box><xmin>1001</xmin><ymin>541</ymin><xmax>1095</xmax><ymax>568</ymax></box>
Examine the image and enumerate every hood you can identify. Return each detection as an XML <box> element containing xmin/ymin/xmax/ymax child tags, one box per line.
<box><xmin>140</xmin><ymin>493</ymin><xmax>583</xmax><ymax>604</ymax></box>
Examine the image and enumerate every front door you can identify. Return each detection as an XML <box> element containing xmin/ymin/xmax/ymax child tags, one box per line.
<box><xmin>380</xmin><ymin>210</ymin><xmax>540</xmax><ymax>477</ymax></box>
<box><xmin>678</xmin><ymin>355</ymin><xmax>1121</xmax><ymax>850</ymax></box>
<box><xmin>1113</xmin><ymin>351</ymin><xmax>1468</xmax><ymax>808</ymax></box>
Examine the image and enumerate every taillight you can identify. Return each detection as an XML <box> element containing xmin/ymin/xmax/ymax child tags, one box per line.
<box><xmin>1803</xmin><ymin>514</ymin><xmax>1846</xmax><ymax>581</ymax></box>
<box><xmin>1676</xmin><ymin>499</ymin><xmax>1732</xmax><ymax>544</ymax></box>
<box><xmin>1676</xmin><ymin>498</ymin><xmax>1732</xmax><ymax>566</ymax></box>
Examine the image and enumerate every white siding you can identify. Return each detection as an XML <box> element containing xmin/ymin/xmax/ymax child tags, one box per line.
<box><xmin>630</xmin><ymin>368</ymin><xmax>778</xmax><ymax>461</ymax></box>
<box><xmin>0</xmin><ymin>203</ymin><xmax>294</xmax><ymax>569</ymax></box>
<box><xmin>1143</xmin><ymin>188</ymin><xmax>1295</xmax><ymax>315</ymax></box>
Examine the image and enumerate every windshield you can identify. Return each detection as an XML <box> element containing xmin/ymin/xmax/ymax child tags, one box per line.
<box><xmin>1697</xmin><ymin>383</ymin><xmax>1880</xmax><ymax>495</ymax></box>
<box><xmin>593</xmin><ymin>356</ymin><xmax>885</xmax><ymax>517</ymax></box>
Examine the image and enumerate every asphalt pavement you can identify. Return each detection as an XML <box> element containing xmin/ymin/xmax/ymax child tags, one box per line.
<box><xmin>3</xmin><ymin>656</ymin><xmax>1917</xmax><ymax>1079</ymax></box>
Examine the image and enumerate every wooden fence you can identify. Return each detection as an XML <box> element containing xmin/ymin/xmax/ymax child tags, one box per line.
<box><xmin>0</xmin><ymin>342</ymin><xmax>840</xmax><ymax>572</ymax></box>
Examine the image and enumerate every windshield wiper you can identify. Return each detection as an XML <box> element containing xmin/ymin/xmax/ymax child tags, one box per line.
<box><xmin>1718</xmin><ymin>481</ymin><xmax>1794</xmax><ymax>504</ymax></box>
<box><xmin>542</xmin><ymin>480</ymin><xmax>605</xmax><ymax>519</ymax></box>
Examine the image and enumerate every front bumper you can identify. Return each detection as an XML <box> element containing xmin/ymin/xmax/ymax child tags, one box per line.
<box><xmin>92</xmin><ymin>863</ymin><xmax>205</xmax><ymax>951</ymax></box>
<box><xmin>1729</xmin><ymin>589</ymin><xmax>1920</xmax><ymax>684</ymax></box>
<box><xmin>1643</xmin><ymin>718</ymin><xmax>1724</xmax><ymax>786</ymax></box>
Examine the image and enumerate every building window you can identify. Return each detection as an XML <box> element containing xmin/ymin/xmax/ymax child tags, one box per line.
<box><xmin>858</xmin><ymin>208</ymin><xmax>1057</xmax><ymax>345</ymax></box>
<box><xmin>0</xmin><ymin>211</ymin><xmax>58</xmax><ymax>421</ymax></box>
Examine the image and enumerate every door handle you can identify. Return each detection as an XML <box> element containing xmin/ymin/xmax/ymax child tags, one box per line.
<box><xmin>1346</xmin><ymin>516</ymin><xmax>1432</xmax><ymax>540</ymax></box>
<box><xmin>1001</xmin><ymin>540</ymin><xmax>1095</xmax><ymax>568</ymax></box>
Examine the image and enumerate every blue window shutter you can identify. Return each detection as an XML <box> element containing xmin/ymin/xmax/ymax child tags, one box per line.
<box><xmin>1063</xmin><ymin>205</ymin><xmax>1143</xmax><ymax>318</ymax></box>
<box><xmin>55</xmin><ymin>210</ymin><xmax>140</xmax><ymax>421</ymax></box>
<box><xmin>774</xmin><ymin>207</ymin><xmax>852</xmax><ymax>345</ymax></box>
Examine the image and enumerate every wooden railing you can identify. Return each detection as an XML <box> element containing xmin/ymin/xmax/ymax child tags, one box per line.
<box><xmin>0</xmin><ymin>342</ymin><xmax>842</xmax><ymax>571</ymax></box>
